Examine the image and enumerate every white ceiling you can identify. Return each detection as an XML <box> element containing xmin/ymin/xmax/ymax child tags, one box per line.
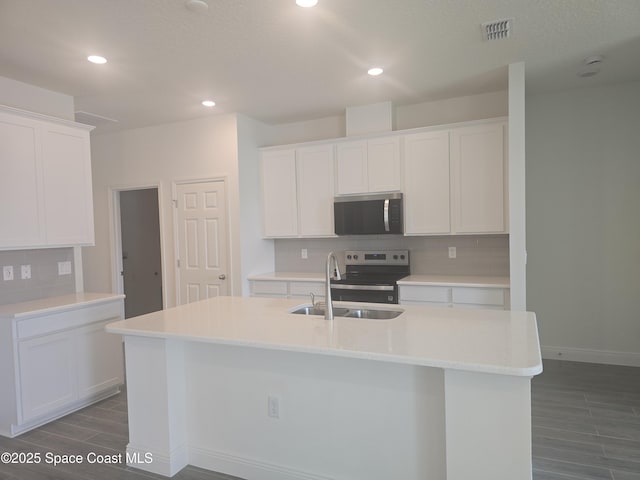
<box><xmin>1</xmin><ymin>0</ymin><xmax>639</xmax><ymax>132</ymax></box>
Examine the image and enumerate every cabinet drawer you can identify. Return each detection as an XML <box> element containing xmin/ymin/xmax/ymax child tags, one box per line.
<box><xmin>250</xmin><ymin>281</ymin><xmax>288</xmax><ymax>296</ymax></box>
<box><xmin>289</xmin><ymin>281</ymin><xmax>324</xmax><ymax>297</ymax></box>
<box><xmin>452</xmin><ymin>287</ymin><xmax>505</xmax><ymax>306</ymax></box>
<box><xmin>400</xmin><ymin>285</ymin><xmax>451</xmax><ymax>303</ymax></box>
<box><xmin>16</xmin><ymin>301</ymin><xmax>122</xmax><ymax>339</ymax></box>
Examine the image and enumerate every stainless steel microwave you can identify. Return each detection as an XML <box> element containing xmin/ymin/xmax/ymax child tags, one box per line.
<box><xmin>334</xmin><ymin>193</ymin><xmax>403</xmax><ymax>235</ymax></box>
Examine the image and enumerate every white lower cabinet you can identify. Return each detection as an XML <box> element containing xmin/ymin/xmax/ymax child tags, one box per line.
<box><xmin>288</xmin><ymin>281</ymin><xmax>325</xmax><ymax>300</ymax></box>
<box><xmin>399</xmin><ymin>285</ymin><xmax>509</xmax><ymax>310</ymax></box>
<box><xmin>399</xmin><ymin>285</ymin><xmax>451</xmax><ymax>307</ymax></box>
<box><xmin>249</xmin><ymin>279</ymin><xmax>324</xmax><ymax>302</ymax></box>
<box><xmin>250</xmin><ymin>280</ymin><xmax>289</xmax><ymax>298</ymax></box>
<box><xmin>0</xmin><ymin>298</ymin><xmax>125</xmax><ymax>437</ymax></box>
<box><xmin>451</xmin><ymin>287</ymin><xmax>509</xmax><ymax>309</ymax></box>
<box><xmin>76</xmin><ymin>320</ymin><xmax>126</xmax><ymax>399</ymax></box>
<box><xmin>18</xmin><ymin>332</ymin><xmax>76</xmax><ymax>422</ymax></box>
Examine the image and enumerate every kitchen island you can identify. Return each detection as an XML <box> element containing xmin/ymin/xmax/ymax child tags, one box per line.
<box><xmin>106</xmin><ymin>295</ymin><xmax>542</xmax><ymax>480</ymax></box>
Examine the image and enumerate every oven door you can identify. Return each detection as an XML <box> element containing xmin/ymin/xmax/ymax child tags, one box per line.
<box><xmin>330</xmin><ymin>284</ymin><xmax>398</xmax><ymax>304</ymax></box>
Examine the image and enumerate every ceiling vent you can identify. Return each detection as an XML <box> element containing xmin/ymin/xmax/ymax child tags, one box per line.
<box><xmin>75</xmin><ymin>111</ymin><xmax>118</xmax><ymax>127</ymax></box>
<box><xmin>481</xmin><ymin>19</ymin><xmax>513</xmax><ymax>41</ymax></box>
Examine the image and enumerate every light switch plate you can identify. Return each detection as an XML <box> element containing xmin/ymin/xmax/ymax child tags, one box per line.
<box><xmin>301</xmin><ymin>249</ymin><xmax>308</xmax><ymax>259</ymax></box>
<box><xmin>21</xmin><ymin>264</ymin><xmax>31</xmax><ymax>280</ymax></box>
<box><xmin>58</xmin><ymin>261</ymin><xmax>72</xmax><ymax>275</ymax></box>
<box><xmin>448</xmin><ymin>247</ymin><xmax>457</xmax><ymax>259</ymax></box>
<box><xmin>3</xmin><ymin>266</ymin><xmax>14</xmax><ymax>281</ymax></box>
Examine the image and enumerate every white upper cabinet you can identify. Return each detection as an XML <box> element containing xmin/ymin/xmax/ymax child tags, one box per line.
<box><xmin>451</xmin><ymin>122</ymin><xmax>507</xmax><ymax>234</ymax></box>
<box><xmin>41</xmin><ymin>123</ymin><xmax>94</xmax><ymax>245</ymax></box>
<box><xmin>335</xmin><ymin>140</ymin><xmax>368</xmax><ymax>194</ymax></box>
<box><xmin>296</xmin><ymin>144</ymin><xmax>334</xmax><ymax>237</ymax></box>
<box><xmin>261</xmin><ymin>145</ymin><xmax>335</xmax><ymax>238</ymax></box>
<box><xmin>403</xmin><ymin>130</ymin><xmax>451</xmax><ymax>235</ymax></box>
<box><xmin>259</xmin><ymin>117</ymin><xmax>507</xmax><ymax>238</ymax></box>
<box><xmin>0</xmin><ymin>106</ymin><xmax>95</xmax><ymax>250</ymax></box>
<box><xmin>0</xmin><ymin>111</ymin><xmax>43</xmax><ymax>246</ymax></box>
<box><xmin>335</xmin><ymin>137</ymin><xmax>400</xmax><ymax>195</ymax></box>
<box><xmin>367</xmin><ymin>136</ymin><xmax>401</xmax><ymax>193</ymax></box>
<box><xmin>261</xmin><ymin>148</ymin><xmax>298</xmax><ymax>237</ymax></box>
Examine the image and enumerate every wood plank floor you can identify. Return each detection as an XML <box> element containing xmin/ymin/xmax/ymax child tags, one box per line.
<box><xmin>0</xmin><ymin>359</ymin><xmax>638</xmax><ymax>479</ymax></box>
<box><xmin>532</xmin><ymin>359</ymin><xmax>640</xmax><ymax>480</ymax></box>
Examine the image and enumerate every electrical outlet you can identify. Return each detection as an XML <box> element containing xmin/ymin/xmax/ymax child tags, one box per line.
<box><xmin>3</xmin><ymin>266</ymin><xmax>14</xmax><ymax>281</ymax></box>
<box><xmin>267</xmin><ymin>395</ymin><xmax>280</xmax><ymax>419</ymax></box>
<box><xmin>448</xmin><ymin>247</ymin><xmax>457</xmax><ymax>259</ymax></box>
<box><xmin>58</xmin><ymin>261</ymin><xmax>72</xmax><ymax>275</ymax></box>
<box><xmin>21</xmin><ymin>264</ymin><xmax>31</xmax><ymax>280</ymax></box>
<box><xmin>301</xmin><ymin>248</ymin><xmax>308</xmax><ymax>259</ymax></box>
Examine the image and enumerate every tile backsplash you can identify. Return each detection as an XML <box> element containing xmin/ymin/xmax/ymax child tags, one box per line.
<box><xmin>274</xmin><ymin>235</ymin><xmax>509</xmax><ymax>277</ymax></box>
<box><xmin>0</xmin><ymin>248</ymin><xmax>75</xmax><ymax>305</ymax></box>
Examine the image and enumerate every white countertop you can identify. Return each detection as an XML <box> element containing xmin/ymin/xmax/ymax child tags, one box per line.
<box><xmin>397</xmin><ymin>275</ymin><xmax>510</xmax><ymax>288</ymax></box>
<box><xmin>248</xmin><ymin>272</ymin><xmax>325</xmax><ymax>282</ymax></box>
<box><xmin>106</xmin><ymin>295</ymin><xmax>541</xmax><ymax>377</ymax></box>
<box><xmin>0</xmin><ymin>293</ymin><xmax>125</xmax><ymax>319</ymax></box>
<box><xmin>249</xmin><ymin>272</ymin><xmax>509</xmax><ymax>288</ymax></box>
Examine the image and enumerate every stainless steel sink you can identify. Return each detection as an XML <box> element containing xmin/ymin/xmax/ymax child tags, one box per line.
<box><xmin>343</xmin><ymin>308</ymin><xmax>403</xmax><ymax>319</ymax></box>
<box><xmin>290</xmin><ymin>305</ymin><xmax>403</xmax><ymax>320</ymax></box>
<box><xmin>290</xmin><ymin>305</ymin><xmax>350</xmax><ymax>317</ymax></box>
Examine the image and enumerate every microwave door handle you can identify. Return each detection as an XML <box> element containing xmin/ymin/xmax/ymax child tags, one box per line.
<box><xmin>383</xmin><ymin>198</ymin><xmax>390</xmax><ymax>232</ymax></box>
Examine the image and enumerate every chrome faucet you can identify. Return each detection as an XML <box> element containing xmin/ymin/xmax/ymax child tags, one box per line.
<box><xmin>325</xmin><ymin>251</ymin><xmax>341</xmax><ymax>320</ymax></box>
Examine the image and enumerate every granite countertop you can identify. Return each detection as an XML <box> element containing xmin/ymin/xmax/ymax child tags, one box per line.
<box><xmin>0</xmin><ymin>293</ymin><xmax>125</xmax><ymax>319</ymax></box>
<box><xmin>106</xmin><ymin>295</ymin><xmax>541</xmax><ymax>377</ymax></box>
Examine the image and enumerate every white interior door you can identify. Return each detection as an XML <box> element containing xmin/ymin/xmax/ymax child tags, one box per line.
<box><xmin>175</xmin><ymin>180</ymin><xmax>229</xmax><ymax>304</ymax></box>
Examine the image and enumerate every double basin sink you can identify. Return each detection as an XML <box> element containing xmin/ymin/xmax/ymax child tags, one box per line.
<box><xmin>290</xmin><ymin>304</ymin><xmax>403</xmax><ymax>320</ymax></box>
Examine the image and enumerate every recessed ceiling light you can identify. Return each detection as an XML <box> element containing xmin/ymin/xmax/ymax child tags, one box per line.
<box><xmin>185</xmin><ymin>0</ymin><xmax>208</xmax><ymax>13</ymax></box>
<box><xmin>367</xmin><ymin>67</ymin><xmax>383</xmax><ymax>76</ymax></box>
<box><xmin>296</xmin><ymin>0</ymin><xmax>318</xmax><ymax>7</ymax></box>
<box><xmin>87</xmin><ymin>55</ymin><xmax>107</xmax><ymax>64</ymax></box>
<box><xmin>202</xmin><ymin>100</ymin><xmax>216</xmax><ymax>107</ymax></box>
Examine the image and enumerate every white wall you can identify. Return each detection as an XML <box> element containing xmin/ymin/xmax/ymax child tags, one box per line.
<box><xmin>237</xmin><ymin>115</ymin><xmax>276</xmax><ymax>295</ymax></box>
<box><xmin>396</xmin><ymin>90</ymin><xmax>508</xmax><ymax>131</ymax></box>
<box><xmin>0</xmin><ymin>76</ymin><xmax>75</xmax><ymax>120</ymax></box>
<box><xmin>527</xmin><ymin>81</ymin><xmax>640</xmax><ymax>365</ymax></box>
<box><xmin>259</xmin><ymin>91</ymin><xmax>509</xmax><ymax>148</ymax></box>
<box><xmin>260</xmin><ymin>114</ymin><xmax>346</xmax><ymax>147</ymax></box>
<box><xmin>508</xmin><ymin>63</ymin><xmax>527</xmax><ymax>311</ymax></box>
<box><xmin>83</xmin><ymin>114</ymin><xmax>240</xmax><ymax>307</ymax></box>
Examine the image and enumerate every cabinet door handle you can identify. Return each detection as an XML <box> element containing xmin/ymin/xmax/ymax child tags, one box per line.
<box><xmin>383</xmin><ymin>198</ymin><xmax>390</xmax><ymax>232</ymax></box>
<box><xmin>218</xmin><ymin>274</ymin><xmax>226</xmax><ymax>280</ymax></box>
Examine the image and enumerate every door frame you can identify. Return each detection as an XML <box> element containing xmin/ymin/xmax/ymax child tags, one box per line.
<box><xmin>172</xmin><ymin>176</ymin><xmax>231</xmax><ymax>305</ymax></box>
<box><xmin>108</xmin><ymin>183</ymin><xmax>167</xmax><ymax>310</ymax></box>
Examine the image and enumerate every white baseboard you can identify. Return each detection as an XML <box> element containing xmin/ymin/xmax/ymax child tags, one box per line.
<box><xmin>189</xmin><ymin>446</ymin><xmax>334</xmax><ymax>480</ymax></box>
<box><xmin>541</xmin><ymin>345</ymin><xmax>640</xmax><ymax>367</ymax></box>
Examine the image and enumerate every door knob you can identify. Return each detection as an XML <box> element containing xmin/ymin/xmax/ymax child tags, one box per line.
<box><xmin>218</xmin><ymin>274</ymin><xmax>226</xmax><ymax>280</ymax></box>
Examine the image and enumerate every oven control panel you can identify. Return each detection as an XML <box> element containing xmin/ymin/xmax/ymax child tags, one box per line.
<box><xmin>344</xmin><ymin>250</ymin><xmax>409</xmax><ymax>266</ymax></box>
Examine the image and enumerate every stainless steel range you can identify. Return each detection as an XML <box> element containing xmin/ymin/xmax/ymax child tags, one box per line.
<box><xmin>330</xmin><ymin>250</ymin><xmax>410</xmax><ymax>304</ymax></box>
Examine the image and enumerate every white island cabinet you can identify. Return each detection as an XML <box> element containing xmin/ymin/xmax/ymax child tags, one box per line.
<box><xmin>0</xmin><ymin>105</ymin><xmax>95</xmax><ymax>249</ymax></box>
<box><xmin>107</xmin><ymin>296</ymin><xmax>541</xmax><ymax>480</ymax></box>
<box><xmin>0</xmin><ymin>294</ymin><xmax>125</xmax><ymax>437</ymax></box>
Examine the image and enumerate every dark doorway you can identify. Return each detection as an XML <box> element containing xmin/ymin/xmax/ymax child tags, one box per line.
<box><xmin>119</xmin><ymin>188</ymin><xmax>163</xmax><ymax>318</ymax></box>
